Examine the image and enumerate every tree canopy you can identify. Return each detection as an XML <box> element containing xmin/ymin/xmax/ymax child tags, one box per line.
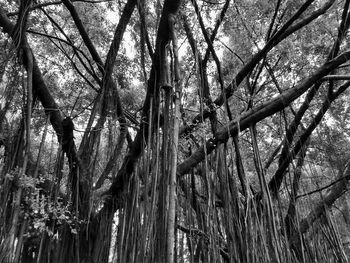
<box><xmin>1</xmin><ymin>0</ymin><xmax>350</xmax><ymax>262</ymax></box>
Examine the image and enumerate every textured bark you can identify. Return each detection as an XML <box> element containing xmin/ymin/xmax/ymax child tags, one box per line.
<box><xmin>167</xmin><ymin>14</ymin><xmax>181</xmax><ymax>262</ymax></box>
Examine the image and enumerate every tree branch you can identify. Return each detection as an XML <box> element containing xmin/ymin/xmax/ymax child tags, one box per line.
<box><xmin>176</xmin><ymin>51</ymin><xmax>350</xmax><ymax>177</ymax></box>
<box><xmin>180</xmin><ymin>0</ymin><xmax>336</xmax><ymax>136</ymax></box>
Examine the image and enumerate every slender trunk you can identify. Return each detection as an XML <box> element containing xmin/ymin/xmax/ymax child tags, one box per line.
<box><xmin>167</xmin><ymin>17</ymin><xmax>181</xmax><ymax>261</ymax></box>
<box><xmin>285</xmin><ymin>143</ymin><xmax>309</xmax><ymax>261</ymax></box>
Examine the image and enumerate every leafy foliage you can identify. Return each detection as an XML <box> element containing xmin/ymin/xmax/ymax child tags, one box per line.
<box><xmin>1</xmin><ymin>0</ymin><xmax>350</xmax><ymax>262</ymax></box>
